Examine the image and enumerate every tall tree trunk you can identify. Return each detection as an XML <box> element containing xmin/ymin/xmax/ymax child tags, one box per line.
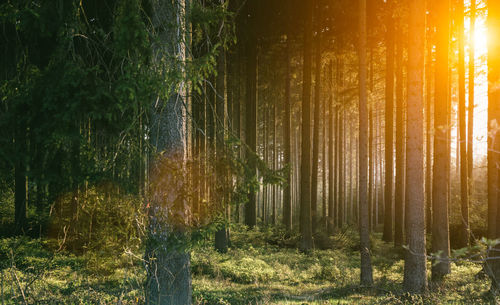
<box><xmin>14</xmin><ymin>123</ymin><xmax>27</xmax><ymax>234</ymax></box>
<box><xmin>403</xmin><ymin>0</ymin><xmax>427</xmax><ymax>293</ymax></box>
<box><xmin>283</xmin><ymin>38</ymin><xmax>292</xmax><ymax>231</ymax></box>
<box><xmin>431</xmin><ymin>0</ymin><xmax>451</xmax><ymax>281</ymax></box>
<box><xmin>425</xmin><ymin>4</ymin><xmax>434</xmax><ymax>235</ymax></box>
<box><xmin>467</xmin><ymin>0</ymin><xmax>475</xmax><ymax>201</ymax></box>
<box><xmin>488</xmin><ymin>0</ymin><xmax>500</xmax><ymax>289</ymax></box>
<box><xmin>300</xmin><ymin>0</ymin><xmax>314</xmax><ymax>251</ymax></box>
<box><xmin>215</xmin><ymin>50</ymin><xmax>229</xmax><ymax>253</ymax></box>
<box><xmin>368</xmin><ymin>104</ymin><xmax>374</xmax><ymax>230</ymax></box>
<box><xmin>394</xmin><ymin>14</ymin><xmax>405</xmax><ymax>247</ymax></box>
<box><xmin>358</xmin><ymin>0</ymin><xmax>374</xmax><ymax>286</ymax></box>
<box><xmin>338</xmin><ymin>70</ymin><xmax>345</xmax><ymax>229</ymax></box>
<box><xmin>244</xmin><ymin>0</ymin><xmax>258</xmax><ymax>228</ymax></box>
<box><xmin>328</xmin><ymin>60</ymin><xmax>335</xmax><ymax>234</ymax></box>
<box><xmin>383</xmin><ymin>0</ymin><xmax>395</xmax><ymax>242</ymax></box>
<box><xmin>457</xmin><ymin>0</ymin><xmax>470</xmax><ymax>248</ymax></box>
<box><xmin>145</xmin><ymin>1</ymin><xmax>192</xmax><ymax>303</ymax></box>
<box><xmin>311</xmin><ymin>5</ymin><xmax>322</xmax><ymax>232</ymax></box>
<box><xmin>323</xmin><ymin>88</ymin><xmax>328</xmax><ymax>227</ymax></box>
<box><xmin>272</xmin><ymin>96</ymin><xmax>277</xmax><ymax>225</ymax></box>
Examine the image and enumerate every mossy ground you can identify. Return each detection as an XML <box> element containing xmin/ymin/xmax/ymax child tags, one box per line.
<box><xmin>0</xmin><ymin>226</ymin><xmax>495</xmax><ymax>304</ymax></box>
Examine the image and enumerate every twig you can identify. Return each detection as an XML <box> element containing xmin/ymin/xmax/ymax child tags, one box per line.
<box><xmin>9</xmin><ymin>269</ymin><xmax>27</xmax><ymax>305</ymax></box>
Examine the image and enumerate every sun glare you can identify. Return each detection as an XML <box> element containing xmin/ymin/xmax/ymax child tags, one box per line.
<box><xmin>474</xmin><ymin>22</ymin><xmax>488</xmax><ymax>54</ymax></box>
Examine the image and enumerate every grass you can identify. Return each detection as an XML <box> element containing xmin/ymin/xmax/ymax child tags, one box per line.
<box><xmin>0</xmin><ymin>226</ymin><xmax>496</xmax><ymax>304</ymax></box>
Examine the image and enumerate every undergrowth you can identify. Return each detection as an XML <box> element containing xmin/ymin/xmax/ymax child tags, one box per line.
<box><xmin>0</xmin><ymin>225</ymin><xmax>495</xmax><ymax>304</ymax></box>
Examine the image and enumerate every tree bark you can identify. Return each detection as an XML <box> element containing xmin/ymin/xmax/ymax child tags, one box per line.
<box><xmin>358</xmin><ymin>0</ymin><xmax>374</xmax><ymax>286</ymax></box>
<box><xmin>403</xmin><ymin>0</ymin><xmax>427</xmax><ymax>294</ymax></box>
<box><xmin>244</xmin><ymin>0</ymin><xmax>258</xmax><ymax>228</ymax></box>
<box><xmin>300</xmin><ymin>0</ymin><xmax>314</xmax><ymax>251</ymax></box>
<box><xmin>145</xmin><ymin>1</ymin><xmax>192</xmax><ymax>303</ymax></box>
<box><xmin>311</xmin><ymin>3</ymin><xmax>322</xmax><ymax>232</ymax></box>
<box><xmin>328</xmin><ymin>60</ymin><xmax>335</xmax><ymax>234</ymax></box>
<box><xmin>467</xmin><ymin>0</ymin><xmax>475</xmax><ymax>200</ymax></box>
<box><xmin>394</xmin><ymin>14</ymin><xmax>405</xmax><ymax>247</ymax></box>
<box><xmin>283</xmin><ymin>38</ymin><xmax>293</xmax><ymax>231</ymax></box>
<box><xmin>457</xmin><ymin>0</ymin><xmax>470</xmax><ymax>248</ymax></box>
<box><xmin>431</xmin><ymin>0</ymin><xmax>451</xmax><ymax>281</ymax></box>
<box><xmin>383</xmin><ymin>0</ymin><xmax>395</xmax><ymax>242</ymax></box>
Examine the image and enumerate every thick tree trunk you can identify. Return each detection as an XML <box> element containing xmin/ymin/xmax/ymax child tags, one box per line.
<box><xmin>403</xmin><ymin>0</ymin><xmax>427</xmax><ymax>294</ymax></box>
<box><xmin>145</xmin><ymin>2</ymin><xmax>192</xmax><ymax>303</ymax></box>
<box><xmin>431</xmin><ymin>0</ymin><xmax>451</xmax><ymax>281</ymax></box>
<box><xmin>358</xmin><ymin>0</ymin><xmax>373</xmax><ymax>286</ymax></box>
<box><xmin>383</xmin><ymin>0</ymin><xmax>395</xmax><ymax>242</ymax></box>
<box><xmin>300</xmin><ymin>0</ymin><xmax>314</xmax><ymax>251</ymax></box>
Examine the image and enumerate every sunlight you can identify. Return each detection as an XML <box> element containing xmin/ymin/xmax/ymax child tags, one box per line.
<box><xmin>474</xmin><ymin>19</ymin><xmax>488</xmax><ymax>55</ymax></box>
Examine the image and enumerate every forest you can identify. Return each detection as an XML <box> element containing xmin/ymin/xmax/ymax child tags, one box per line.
<box><xmin>1</xmin><ymin>0</ymin><xmax>500</xmax><ymax>303</ymax></box>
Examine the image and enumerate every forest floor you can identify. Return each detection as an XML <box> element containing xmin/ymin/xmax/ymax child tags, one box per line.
<box><xmin>0</xmin><ymin>226</ymin><xmax>495</xmax><ymax>304</ymax></box>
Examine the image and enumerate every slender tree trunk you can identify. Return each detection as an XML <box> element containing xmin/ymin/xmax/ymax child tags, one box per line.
<box><xmin>431</xmin><ymin>0</ymin><xmax>451</xmax><ymax>281</ymax></box>
<box><xmin>311</xmin><ymin>11</ymin><xmax>322</xmax><ymax>232</ymax></box>
<box><xmin>328</xmin><ymin>60</ymin><xmax>335</xmax><ymax>234</ymax></box>
<box><xmin>368</xmin><ymin>104</ymin><xmax>374</xmax><ymax>230</ymax></box>
<box><xmin>245</xmin><ymin>0</ymin><xmax>258</xmax><ymax>228</ymax></box>
<box><xmin>14</xmin><ymin>124</ymin><xmax>27</xmax><ymax>234</ymax></box>
<box><xmin>323</xmin><ymin>89</ymin><xmax>328</xmax><ymax>228</ymax></box>
<box><xmin>467</xmin><ymin>0</ymin><xmax>475</xmax><ymax>201</ymax></box>
<box><xmin>394</xmin><ymin>15</ymin><xmax>405</xmax><ymax>247</ymax></box>
<box><xmin>338</xmin><ymin>75</ymin><xmax>345</xmax><ymax>229</ymax></box>
<box><xmin>300</xmin><ymin>0</ymin><xmax>314</xmax><ymax>251</ymax></box>
<box><xmin>403</xmin><ymin>0</ymin><xmax>427</xmax><ymax>294</ymax></box>
<box><xmin>359</xmin><ymin>0</ymin><xmax>373</xmax><ymax>286</ymax></box>
<box><xmin>283</xmin><ymin>39</ymin><xmax>292</xmax><ymax>231</ymax></box>
<box><xmin>383</xmin><ymin>0</ymin><xmax>395</xmax><ymax>242</ymax></box>
<box><xmin>425</xmin><ymin>5</ymin><xmax>434</xmax><ymax>235</ymax></box>
<box><xmin>272</xmin><ymin>96</ymin><xmax>277</xmax><ymax>225</ymax></box>
<box><xmin>215</xmin><ymin>50</ymin><xmax>229</xmax><ymax>253</ymax></box>
<box><xmin>457</xmin><ymin>0</ymin><xmax>470</xmax><ymax>248</ymax></box>
<box><xmin>488</xmin><ymin>0</ymin><xmax>500</xmax><ymax>289</ymax></box>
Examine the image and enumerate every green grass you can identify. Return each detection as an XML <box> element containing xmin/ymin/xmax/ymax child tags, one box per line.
<box><xmin>0</xmin><ymin>227</ymin><xmax>496</xmax><ymax>304</ymax></box>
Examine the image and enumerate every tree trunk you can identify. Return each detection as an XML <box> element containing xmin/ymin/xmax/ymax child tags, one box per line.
<box><xmin>215</xmin><ymin>50</ymin><xmax>229</xmax><ymax>253</ymax></box>
<box><xmin>467</xmin><ymin>0</ymin><xmax>475</xmax><ymax>200</ymax></box>
<box><xmin>311</xmin><ymin>6</ymin><xmax>322</xmax><ymax>232</ymax></box>
<box><xmin>328</xmin><ymin>60</ymin><xmax>335</xmax><ymax>234</ymax></box>
<box><xmin>283</xmin><ymin>38</ymin><xmax>292</xmax><ymax>231</ymax></box>
<box><xmin>457</xmin><ymin>0</ymin><xmax>469</xmax><ymax>248</ymax></box>
<box><xmin>488</xmin><ymin>0</ymin><xmax>500</xmax><ymax>290</ymax></box>
<box><xmin>244</xmin><ymin>0</ymin><xmax>258</xmax><ymax>228</ymax></box>
<box><xmin>145</xmin><ymin>1</ymin><xmax>192</xmax><ymax>303</ymax></box>
<box><xmin>425</xmin><ymin>5</ymin><xmax>434</xmax><ymax>235</ymax></box>
<box><xmin>431</xmin><ymin>0</ymin><xmax>451</xmax><ymax>281</ymax></box>
<box><xmin>14</xmin><ymin>123</ymin><xmax>27</xmax><ymax>234</ymax></box>
<box><xmin>394</xmin><ymin>14</ymin><xmax>405</xmax><ymax>247</ymax></box>
<box><xmin>358</xmin><ymin>0</ymin><xmax>373</xmax><ymax>286</ymax></box>
<box><xmin>403</xmin><ymin>0</ymin><xmax>427</xmax><ymax>294</ymax></box>
<box><xmin>383</xmin><ymin>0</ymin><xmax>395</xmax><ymax>242</ymax></box>
<box><xmin>300</xmin><ymin>0</ymin><xmax>314</xmax><ymax>251</ymax></box>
